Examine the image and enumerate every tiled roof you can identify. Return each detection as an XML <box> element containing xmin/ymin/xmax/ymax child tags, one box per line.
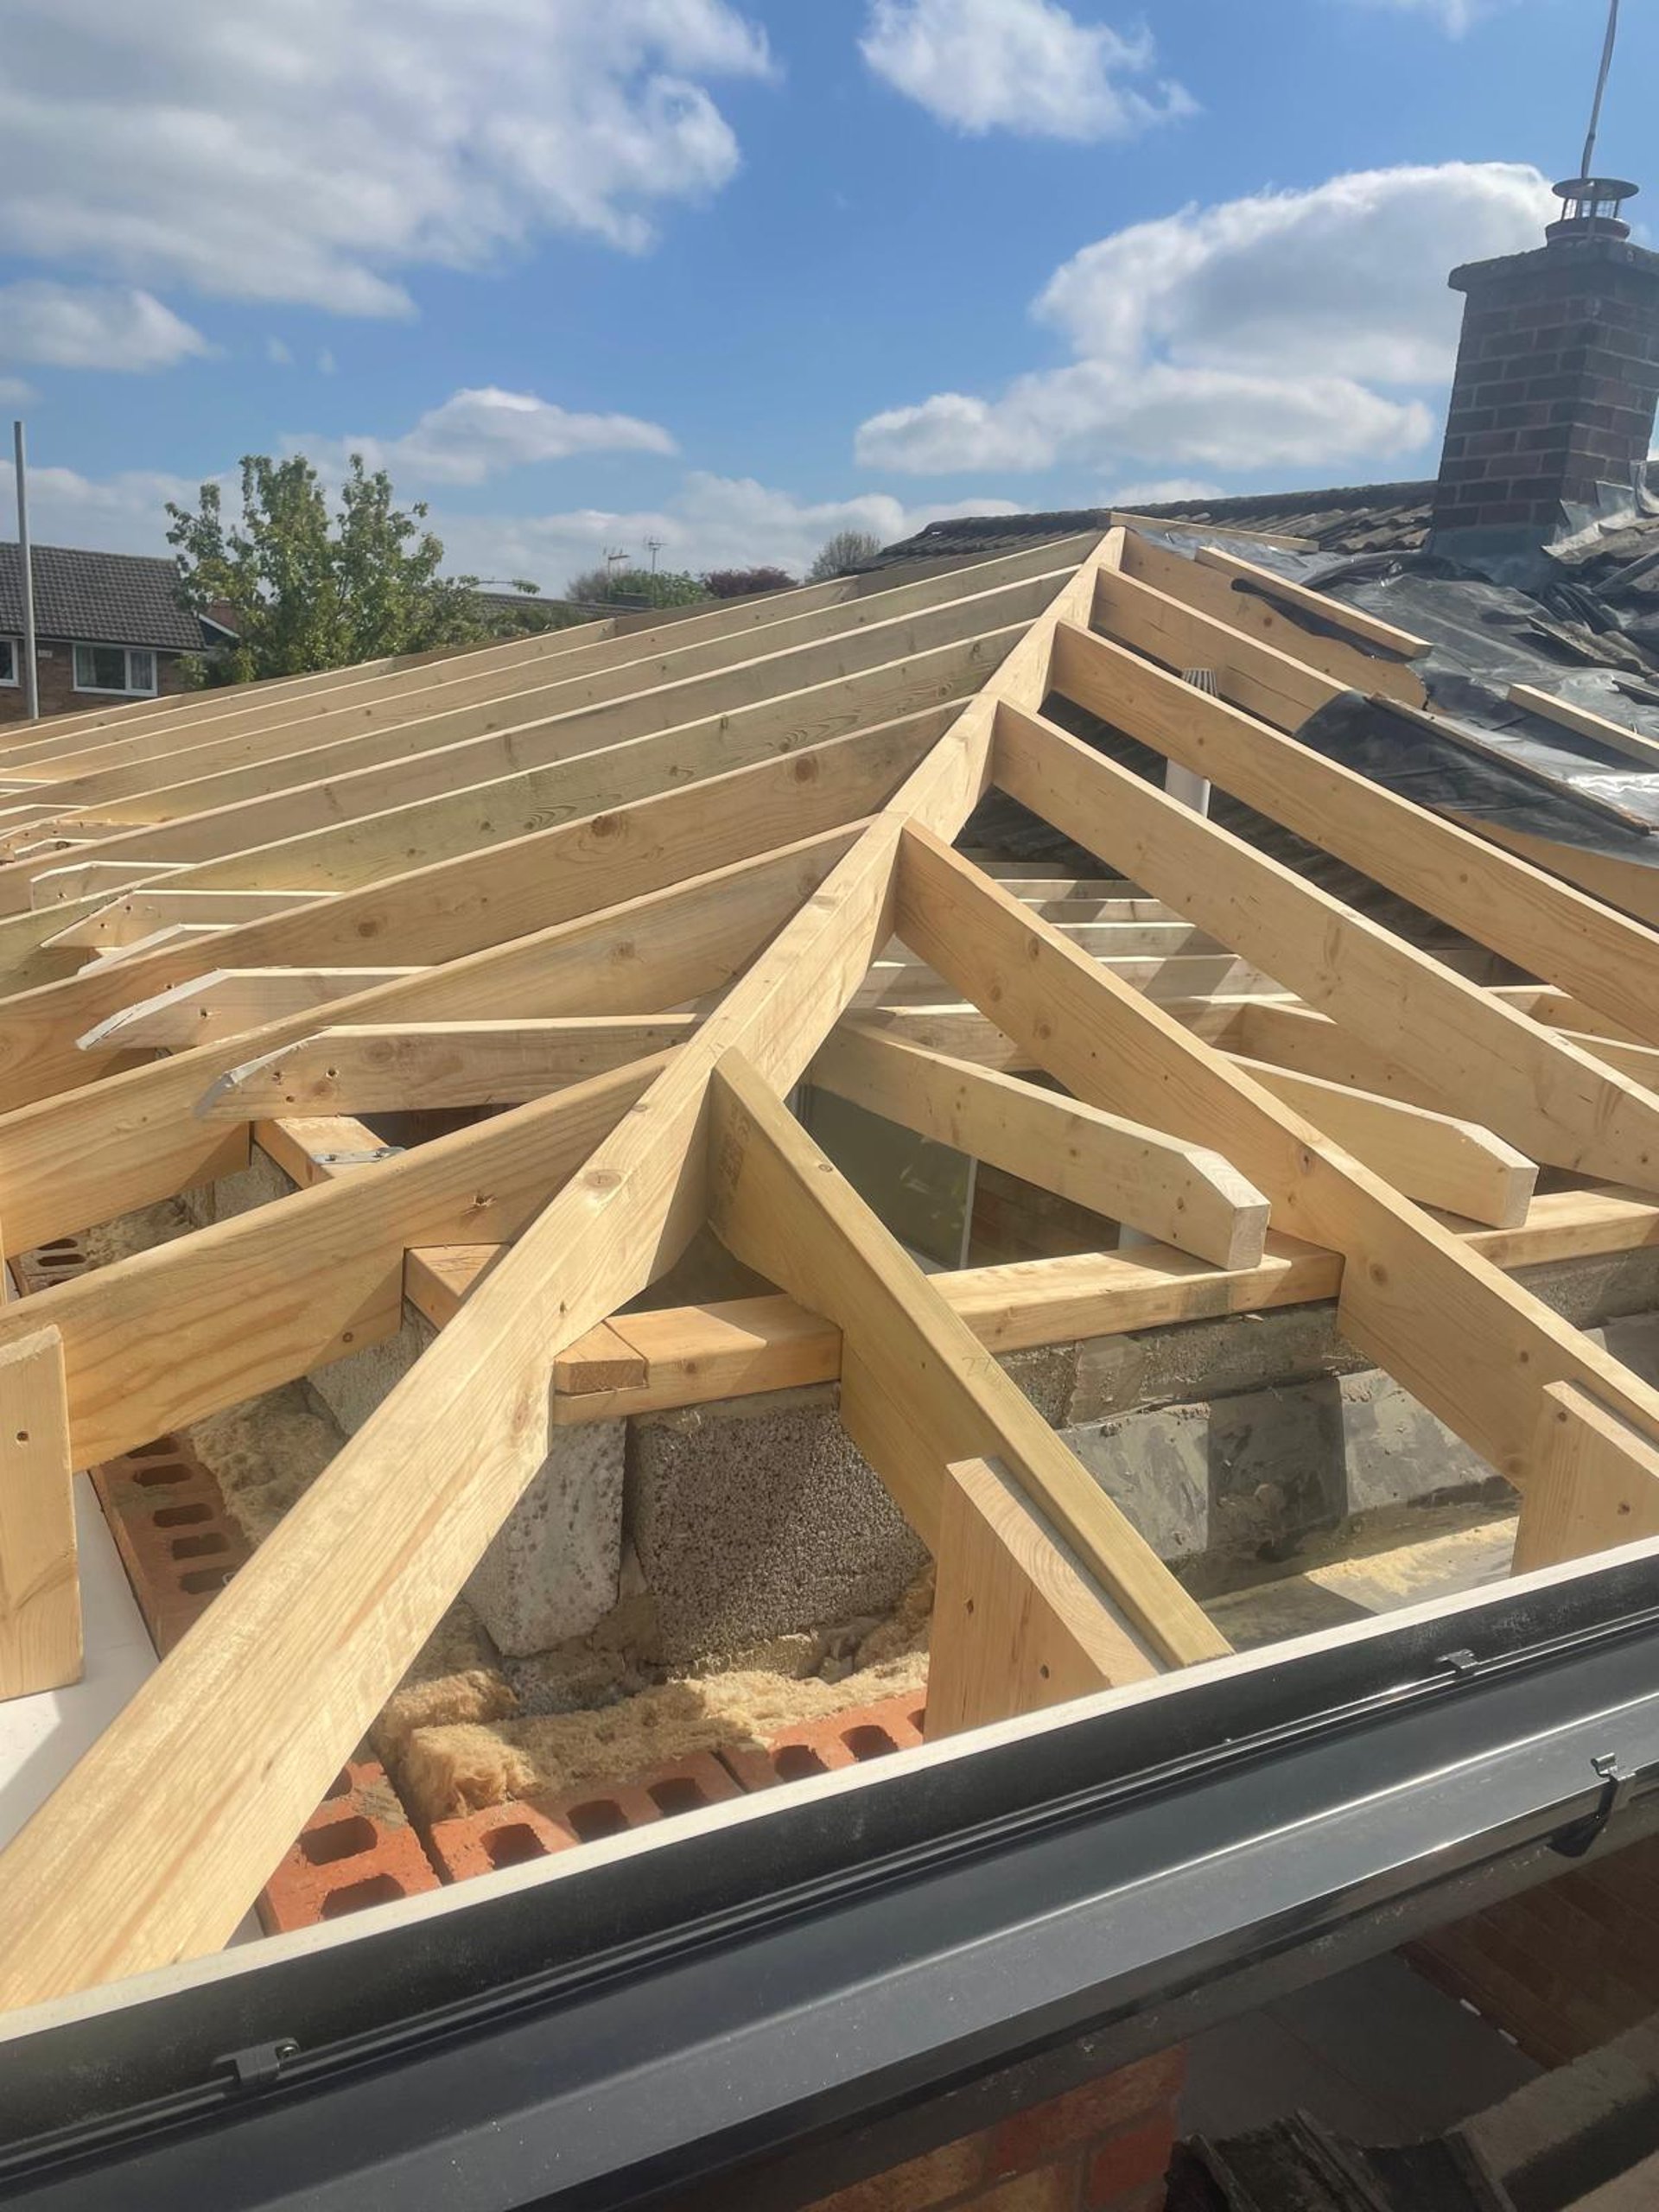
<box><xmin>873</xmin><ymin>481</ymin><xmax>1659</xmax><ymax>676</ymax></box>
<box><xmin>870</xmin><ymin>483</ymin><xmax>1440</xmax><ymax>569</ymax></box>
<box><xmin>0</xmin><ymin>542</ymin><xmax>206</xmax><ymax>652</ymax></box>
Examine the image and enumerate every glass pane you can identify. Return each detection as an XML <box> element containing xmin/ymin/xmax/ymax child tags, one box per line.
<box><xmin>73</xmin><ymin>645</ymin><xmax>94</xmax><ymax>687</ymax></box>
<box><xmin>799</xmin><ymin>1084</ymin><xmax>971</xmax><ymax>1269</ymax></box>
<box><xmin>92</xmin><ymin>646</ymin><xmax>127</xmax><ymax>690</ymax></box>
<box><xmin>128</xmin><ymin>650</ymin><xmax>156</xmax><ymax>693</ymax></box>
<box><xmin>0</xmin><ymin>639</ymin><xmax>14</xmax><ymax>683</ymax></box>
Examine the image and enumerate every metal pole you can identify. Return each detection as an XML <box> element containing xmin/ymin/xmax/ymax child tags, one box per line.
<box><xmin>1580</xmin><ymin>0</ymin><xmax>1620</xmax><ymax>181</ymax></box>
<box><xmin>12</xmin><ymin>420</ymin><xmax>40</xmax><ymax>721</ymax></box>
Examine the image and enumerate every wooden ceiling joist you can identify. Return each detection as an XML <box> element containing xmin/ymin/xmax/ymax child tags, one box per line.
<box><xmin>4</xmin><ymin>522</ymin><xmax>1659</xmax><ymax>2019</ymax></box>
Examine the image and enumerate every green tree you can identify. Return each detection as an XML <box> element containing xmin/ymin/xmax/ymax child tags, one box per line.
<box><xmin>807</xmin><ymin>528</ymin><xmax>883</xmax><ymax>582</ymax></box>
<box><xmin>168</xmin><ymin>454</ymin><xmax>486</xmax><ymax>683</ymax></box>
<box><xmin>564</xmin><ymin>563</ymin><xmax>708</xmax><ymax>609</ymax></box>
<box><xmin>701</xmin><ymin>566</ymin><xmax>796</xmax><ymax>598</ymax></box>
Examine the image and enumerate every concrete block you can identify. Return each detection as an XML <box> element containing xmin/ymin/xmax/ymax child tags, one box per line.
<box><xmin>1070</xmin><ymin>1300</ymin><xmax>1367</xmax><ymax>1426</ymax></box>
<box><xmin>186</xmin><ymin>1141</ymin><xmax>292</xmax><ymax>1224</ymax></box>
<box><xmin>628</xmin><ymin>1385</ymin><xmax>929</xmax><ymax>1663</ymax></box>
<box><xmin>1070</xmin><ymin>1368</ymin><xmax>1496</xmax><ymax>1580</ymax></box>
<box><xmin>464</xmin><ymin>1420</ymin><xmax>626</xmax><ymax>1656</ymax></box>
<box><xmin>308</xmin><ymin>1308</ymin><xmax>434</xmax><ymax>1436</ymax></box>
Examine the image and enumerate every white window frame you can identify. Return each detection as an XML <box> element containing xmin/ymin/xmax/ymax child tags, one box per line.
<box><xmin>0</xmin><ymin>636</ymin><xmax>18</xmax><ymax>688</ymax></box>
<box><xmin>73</xmin><ymin>643</ymin><xmax>159</xmax><ymax>697</ymax></box>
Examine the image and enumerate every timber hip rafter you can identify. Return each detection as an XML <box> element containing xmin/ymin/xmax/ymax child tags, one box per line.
<box><xmin>3</xmin><ymin>524</ymin><xmax>1659</xmax><ymax>2017</ymax></box>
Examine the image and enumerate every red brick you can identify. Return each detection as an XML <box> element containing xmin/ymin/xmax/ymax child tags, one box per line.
<box><xmin>1084</xmin><ymin>2188</ymin><xmax>1161</xmax><ymax>2212</ymax></box>
<box><xmin>988</xmin><ymin>2052</ymin><xmax>1185</xmax><ymax>2177</ymax></box>
<box><xmin>723</xmin><ymin>1692</ymin><xmax>928</xmax><ymax>1793</ymax></box>
<box><xmin>0</xmin><ymin>643</ymin><xmax>191</xmax><ymax>728</ymax></box>
<box><xmin>258</xmin><ymin>1758</ymin><xmax>441</xmax><ymax>1933</ymax></box>
<box><xmin>428</xmin><ymin>1752</ymin><xmax>742</xmax><ymax>1883</ymax></box>
<box><xmin>10</xmin><ymin>1234</ymin><xmax>94</xmax><ymax>1296</ymax></box>
<box><xmin>90</xmin><ymin>1432</ymin><xmax>252</xmax><ymax>1654</ymax></box>
<box><xmin>972</xmin><ymin>2164</ymin><xmax>1079</xmax><ymax>2211</ymax></box>
<box><xmin>1082</xmin><ymin>2119</ymin><xmax>1174</xmax><ymax>2207</ymax></box>
<box><xmin>800</xmin><ymin>2134</ymin><xmax>985</xmax><ymax>2212</ymax></box>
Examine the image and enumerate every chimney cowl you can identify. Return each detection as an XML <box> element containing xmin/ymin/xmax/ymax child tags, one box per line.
<box><xmin>1547</xmin><ymin>175</ymin><xmax>1638</xmax><ymax>243</ymax></box>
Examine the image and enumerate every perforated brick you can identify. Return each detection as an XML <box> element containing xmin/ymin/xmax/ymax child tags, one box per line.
<box><xmin>722</xmin><ymin>1692</ymin><xmax>928</xmax><ymax>1794</ymax></box>
<box><xmin>11</xmin><ymin>1233</ymin><xmax>93</xmax><ymax>1298</ymax></box>
<box><xmin>90</xmin><ymin>1432</ymin><xmax>251</xmax><ymax>1655</ymax></box>
<box><xmin>258</xmin><ymin>1758</ymin><xmax>441</xmax><ymax>1934</ymax></box>
<box><xmin>428</xmin><ymin>1752</ymin><xmax>743</xmax><ymax>1884</ymax></box>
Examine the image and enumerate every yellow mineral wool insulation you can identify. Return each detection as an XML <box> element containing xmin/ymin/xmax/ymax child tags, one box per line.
<box><xmin>371</xmin><ymin>1597</ymin><xmax>520</xmax><ymax>1769</ymax></box>
<box><xmin>190</xmin><ymin>1380</ymin><xmax>351</xmax><ymax>1546</ymax></box>
<box><xmin>399</xmin><ymin>1636</ymin><xmax>931</xmax><ymax>1823</ymax></box>
<box><xmin>77</xmin><ymin>1196</ymin><xmax>195</xmax><ymax>1267</ymax></box>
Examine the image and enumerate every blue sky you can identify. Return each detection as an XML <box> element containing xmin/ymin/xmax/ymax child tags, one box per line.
<box><xmin>0</xmin><ymin>0</ymin><xmax>1649</xmax><ymax>588</ymax></box>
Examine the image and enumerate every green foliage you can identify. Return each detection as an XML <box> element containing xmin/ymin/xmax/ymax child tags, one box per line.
<box><xmin>564</xmin><ymin>563</ymin><xmax>709</xmax><ymax>609</ymax></box>
<box><xmin>484</xmin><ymin>595</ymin><xmax>589</xmax><ymax>637</ymax></box>
<box><xmin>807</xmin><ymin>528</ymin><xmax>884</xmax><ymax>582</ymax></box>
<box><xmin>701</xmin><ymin>566</ymin><xmax>796</xmax><ymax>598</ymax></box>
<box><xmin>167</xmin><ymin>454</ymin><xmax>487</xmax><ymax>683</ymax></box>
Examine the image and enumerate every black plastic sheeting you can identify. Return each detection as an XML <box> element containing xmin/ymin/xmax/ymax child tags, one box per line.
<box><xmin>1296</xmin><ymin>690</ymin><xmax>1659</xmax><ymax>867</ymax></box>
<box><xmin>1136</xmin><ymin>525</ymin><xmax>1659</xmax><ymax>861</ymax></box>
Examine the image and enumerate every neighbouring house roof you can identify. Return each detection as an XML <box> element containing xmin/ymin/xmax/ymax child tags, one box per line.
<box><xmin>0</xmin><ymin>541</ymin><xmax>207</xmax><ymax>653</ymax></box>
<box><xmin>874</xmin><ymin>483</ymin><xmax>1659</xmax><ymax>679</ymax></box>
<box><xmin>872</xmin><ymin>482</ymin><xmax>1441</xmax><ymax>567</ymax></box>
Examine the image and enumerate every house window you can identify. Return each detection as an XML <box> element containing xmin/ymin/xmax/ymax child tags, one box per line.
<box><xmin>73</xmin><ymin>644</ymin><xmax>158</xmax><ymax>696</ymax></box>
<box><xmin>0</xmin><ymin>638</ymin><xmax>16</xmax><ymax>687</ymax></box>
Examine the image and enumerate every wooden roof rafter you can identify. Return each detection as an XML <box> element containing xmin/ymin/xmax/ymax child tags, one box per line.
<box><xmin>3</xmin><ymin>524</ymin><xmax>1659</xmax><ymax>2016</ymax></box>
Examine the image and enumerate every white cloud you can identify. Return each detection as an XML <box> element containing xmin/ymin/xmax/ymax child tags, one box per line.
<box><xmin>1344</xmin><ymin>0</ymin><xmax>1506</xmax><ymax>31</ymax></box>
<box><xmin>0</xmin><ymin>378</ymin><xmax>35</xmax><ymax>407</ymax></box>
<box><xmin>4</xmin><ymin>458</ymin><xmax>1016</xmax><ymax>586</ymax></box>
<box><xmin>266</xmin><ymin>337</ymin><xmax>294</xmax><ymax>367</ymax></box>
<box><xmin>0</xmin><ymin>0</ymin><xmax>773</xmax><ymax>317</ymax></box>
<box><xmin>21</xmin><ymin>465</ymin><xmax>209</xmax><ymax>554</ymax></box>
<box><xmin>0</xmin><ymin>282</ymin><xmax>207</xmax><ymax>372</ymax></box>
<box><xmin>299</xmin><ymin>387</ymin><xmax>677</xmax><ymax>487</ymax></box>
<box><xmin>429</xmin><ymin>472</ymin><xmax>1022</xmax><ymax>589</ymax></box>
<box><xmin>856</xmin><ymin>162</ymin><xmax>1554</xmax><ymax>479</ymax></box>
<box><xmin>860</xmin><ymin>0</ymin><xmax>1192</xmax><ymax>139</ymax></box>
<box><xmin>1103</xmin><ymin>479</ymin><xmax>1225</xmax><ymax>506</ymax></box>
<box><xmin>317</xmin><ymin>350</ymin><xmax>337</xmax><ymax>377</ymax></box>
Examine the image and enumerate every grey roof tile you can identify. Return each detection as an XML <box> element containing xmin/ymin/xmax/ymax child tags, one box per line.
<box><xmin>0</xmin><ymin>542</ymin><xmax>206</xmax><ymax>652</ymax></box>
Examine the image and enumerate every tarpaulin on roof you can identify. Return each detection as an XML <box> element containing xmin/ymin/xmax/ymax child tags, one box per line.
<box><xmin>1294</xmin><ymin>689</ymin><xmax>1659</xmax><ymax>868</ymax></box>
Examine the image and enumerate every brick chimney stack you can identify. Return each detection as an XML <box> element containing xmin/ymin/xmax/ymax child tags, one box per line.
<box><xmin>1430</xmin><ymin>176</ymin><xmax>1659</xmax><ymax>576</ymax></box>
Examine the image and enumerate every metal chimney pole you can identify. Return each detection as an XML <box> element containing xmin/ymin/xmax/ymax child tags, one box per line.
<box><xmin>12</xmin><ymin>420</ymin><xmax>40</xmax><ymax>721</ymax></box>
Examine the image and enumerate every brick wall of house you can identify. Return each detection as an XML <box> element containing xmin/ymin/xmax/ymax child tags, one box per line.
<box><xmin>1432</xmin><ymin>235</ymin><xmax>1659</xmax><ymax>541</ymax></box>
<box><xmin>776</xmin><ymin>2046</ymin><xmax>1186</xmax><ymax>2212</ymax></box>
<box><xmin>0</xmin><ymin>639</ymin><xmax>189</xmax><ymax>727</ymax></box>
<box><xmin>1410</xmin><ymin>1830</ymin><xmax>1659</xmax><ymax>2070</ymax></box>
